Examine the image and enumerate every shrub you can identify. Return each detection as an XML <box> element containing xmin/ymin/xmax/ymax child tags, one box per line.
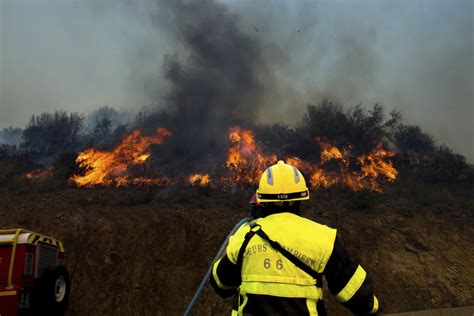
<box><xmin>21</xmin><ymin>111</ymin><xmax>84</xmax><ymax>161</ymax></box>
<box><xmin>426</xmin><ymin>145</ymin><xmax>469</xmax><ymax>182</ymax></box>
<box><xmin>298</xmin><ymin>100</ymin><xmax>400</xmax><ymax>156</ymax></box>
<box><xmin>394</xmin><ymin>124</ymin><xmax>436</xmax><ymax>156</ymax></box>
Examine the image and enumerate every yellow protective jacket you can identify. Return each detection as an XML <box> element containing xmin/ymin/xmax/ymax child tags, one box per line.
<box><xmin>210</xmin><ymin>212</ymin><xmax>379</xmax><ymax>315</ymax></box>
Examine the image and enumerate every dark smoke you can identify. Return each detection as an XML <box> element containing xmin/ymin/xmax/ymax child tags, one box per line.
<box><xmin>2</xmin><ymin>0</ymin><xmax>471</xmax><ymax>186</ymax></box>
<box><xmin>126</xmin><ymin>0</ymin><xmax>471</xmax><ymax>182</ymax></box>
<box><xmin>2</xmin><ymin>0</ymin><xmax>472</xmax><ymax>161</ymax></box>
<box><xmin>141</xmin><ymin>0</ymin><xmax>267</xmax><ymax>174</ymax></box>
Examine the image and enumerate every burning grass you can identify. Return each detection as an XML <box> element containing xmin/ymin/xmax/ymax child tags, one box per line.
<box><xmin>225</xmin><ymin>127</ymin><xmax>277</xmax><ymax>186</ymax></box>
<box><xmin>66</xmin><ymin>126</ymin><xmax>398</xmax><ymax>192</ymax></box>
<box><xmin>288</xmin><ymin>140</ymin><xmax>397</xmax><ymax>192</ymax></box>
<box><xmin>189</xmin><ymin>174</ymin><xmax>211</xmax><ymax>186</ymax></box>
<box><xmin>70</xmin><ymin>128</ymin><xmax>172</xmax><ymax>187</ymax></box>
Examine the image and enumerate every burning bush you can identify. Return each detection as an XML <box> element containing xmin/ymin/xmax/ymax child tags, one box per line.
<box><xmin>67</xmin><ymin>123</ymin><xmax>398</xmax><ymax>192</ymax></box>
<box><xmin>5</xmin><ymin>100</ymin><xmax>470</xmax><ymax>193</ymax></box>
<box><xmin>298</xmin><ymin>100</ymin><xmax>400</xmax><ymax>156</ymax></box>
<box><xmin>189</xmin><ymin>174</ymin><xmax>211</xmax><ymax>186</ymax></box>
<box><xmin>71</xmin><ymin>128</ymin><xmax>172</xmax><ymax>187</ymax></box>
<box><xmin>225</xmin><ymin>127</ymin><xmax>277</xmax><ymax>186</ymax></box>
<box><xmin>286</xmin><ymin>139</ymin><xmax>397</xmax><ymax>192</ymax></box>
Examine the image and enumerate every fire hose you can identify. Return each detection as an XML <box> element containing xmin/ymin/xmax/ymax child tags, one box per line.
<box><xmin>184</xmin><ymin>217</ymin><xmax>252</xmax><ymax>316</ymax></box>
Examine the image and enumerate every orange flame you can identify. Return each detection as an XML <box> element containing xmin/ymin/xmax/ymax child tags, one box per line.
<box><xmin>318</xmin><ymin>137</ymin><xmax>345</xmax><ymax>164</ymax></box>
<box><xmin>70</xmin><ymin>128</ymin><xmax>171</xmax><ymax>187</ymax></box>
<box><xmin>288</xmin><ymin>139</ymin><xmax>397</xmax><ymax>192</ymax></box>
<box><xmin>224</xmin><ymin>128</ymin><xmax>397</xmax><ymax>191</ymax></box>
<box><xmin>189</xmin><ymin>173</ymin><xmax>210</xmax><ymax>186</ymax></box>
<box><xmin>226</xmin><ymin>127</ymin><xmax>276</xmax><ymax>186</ymax></box>
<box><xmin>68</xmin><ymin>124</ymin><xmax>396</xmax><ymax>192</ymax></box>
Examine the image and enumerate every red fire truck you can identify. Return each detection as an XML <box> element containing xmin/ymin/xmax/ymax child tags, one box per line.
<box><xmin>0</xmin><ymin>229</ymin><xmax>70</xmax><ymax>316</ymax></box>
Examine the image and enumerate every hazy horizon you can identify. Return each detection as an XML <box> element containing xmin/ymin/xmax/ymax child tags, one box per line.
<box><xmin>1</xmin><ymin>0</ymin><xmax>472</xmax><ymax>161</ymax></box>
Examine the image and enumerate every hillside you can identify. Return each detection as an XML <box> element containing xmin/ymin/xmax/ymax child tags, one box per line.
<box><xmin>1</xmin><ymin>181</ymin><xmax>473</xmax><ymax>315</ymax></box>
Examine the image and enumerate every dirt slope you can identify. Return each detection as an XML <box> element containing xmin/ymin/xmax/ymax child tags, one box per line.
<box><xmin>0</xmin><ymin>183</ymin><xmax>473</xmax><ymax>315</ymax></box>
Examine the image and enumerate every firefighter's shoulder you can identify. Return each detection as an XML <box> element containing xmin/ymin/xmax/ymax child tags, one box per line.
<box><xmin>260</xmin><ymin>212</ymin><xmax>337</xmax><ymax>240</ymax></box>
<box><xmin>226</xmin><ymin>221</ymin><xmax>251</xmax><ymax>263</ymax></box>
<box><xmin>259</xmin><ymin>212</ymin><xmax>337</xmax><ymax>272</ymax></box>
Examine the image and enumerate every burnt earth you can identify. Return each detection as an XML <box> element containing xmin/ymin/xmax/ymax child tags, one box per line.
<box><xmin>0</xmin><ymin>183</ymin><xmax>473</xmax><ymax>315</ymax></box>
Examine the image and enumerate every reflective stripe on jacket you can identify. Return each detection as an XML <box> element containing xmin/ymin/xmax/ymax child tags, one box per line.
<box><xmin>227</xmin><ymin>213</ymin><xmax>335</xmax><ymax>300</ymax></box>
<box><xmin>210</xmin><ymin>212</ymin><xmax>379</xmax><ymax>315</ymax></box>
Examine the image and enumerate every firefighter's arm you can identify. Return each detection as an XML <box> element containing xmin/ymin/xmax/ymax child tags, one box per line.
<box><xmin>209</xmin><ymin>254</ymin><xmax>241</xmax><ymax>298</ymax></box>
<box><xmin>323</xmin><ymin>236</ymin><xmax>379</xmax><ymax>315</ymax></box>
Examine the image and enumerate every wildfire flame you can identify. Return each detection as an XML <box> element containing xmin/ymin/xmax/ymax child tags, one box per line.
<box><xmin>226</xmin><ymin>127</ymin><xmax>277</xmax><ymax>186</ymax></box>
<box><xmin>287</xmin><ymin>139</ymin><xmax>397</xmax><ymax>192</ymax></box>
<box><xmin>68</xmin><ymin>124</ymin><xmax>397</xmax><ymax>192</ymax></box>
<box><xmin>318</xmin><ymin>137</ymin><xmax>345</xmax><ymax>164</ymax></box>
<box><xmin>189</xmin><ymin>174</ymin><xmax>211</xmax><ymax>186</ymax></box>
<box><xmin>70</xmin><ymin>128</ymin><xmax>172</xmax><ymax>187</ymax></box>
<box><xmin>224</xmin><ymin>129</ymin><xmax>397</xmax><ymax>192</ymax></box>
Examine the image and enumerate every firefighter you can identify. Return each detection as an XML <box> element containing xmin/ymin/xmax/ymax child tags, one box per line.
<box><xmin>210</xmin><ymin>160</ymin><xmax>379</xmax><ymax>315</ymax></box>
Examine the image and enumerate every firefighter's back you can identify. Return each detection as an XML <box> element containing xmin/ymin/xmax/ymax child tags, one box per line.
<box><xmin>226</xmin><ymin>212</ymin><xmax>336</xmax><ymax>315</ymax></box>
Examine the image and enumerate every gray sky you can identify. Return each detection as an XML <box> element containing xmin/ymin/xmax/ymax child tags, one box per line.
<box><xmin>0</xmin><ymin>0</ymin><xmax>473</xmax><ymax>161</ymax></box>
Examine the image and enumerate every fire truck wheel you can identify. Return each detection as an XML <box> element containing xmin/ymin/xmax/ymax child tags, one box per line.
<box><xmin>32</xmin><ymin>265</ymin><xmax>70</xmax><ymax>315</ymax></box>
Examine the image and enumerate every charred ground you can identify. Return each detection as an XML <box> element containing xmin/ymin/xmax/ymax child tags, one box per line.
<box><xmin>0</xmin><ymin>179</ymin><xmax>473</xmax><ymax>315</ymax></box>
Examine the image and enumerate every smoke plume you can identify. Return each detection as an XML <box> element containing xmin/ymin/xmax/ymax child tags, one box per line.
<box><xmin>139</xmin><ymin>0</ymin><xmax>268</xmax><ymax>174</ymax></box>
<box><xmin>1</xmin><ymin>0</ymin><xmax>472</xmax><ymax>161</ymax></box>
